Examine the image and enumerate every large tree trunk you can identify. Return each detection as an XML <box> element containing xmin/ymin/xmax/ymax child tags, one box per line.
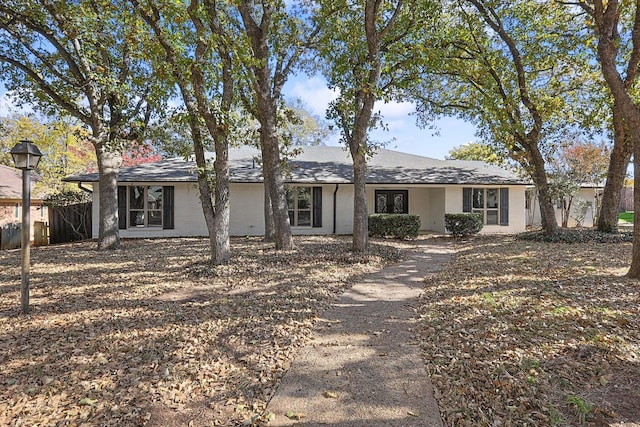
<box><xmin>628</xmin><ymin>135</ymin><xmax>640</xmax><ymax>278</ymax></box>
<box><xmin>261</xmin><ymin>128</ymin><xmax>293</xmax><ymax>250</ymax></box>
<box><xmin>262</xmin><ymin>154</ymin><xmax>276</xmax><ymax>242</ymax></box>
<box><xmin>95</xmin><ymin>143</ymin><xmax>121</xmax><ymax>250</ymax></box>
<box><xmin>598</xmin><ymin>104</ymin><xmax>632</xmax><ymax>233</ymax></box>
<box><xmin>528</xmin><ymin>148</ymin><xmax>558</xmax><ymax>236</ymax></box>
<box><xmin>212</xmin><ymin>138</ymin><xmax>230</xmax><ymax>263</ymax></box>
<box><xmin>351</xmin><ymin>150</ymin><xmax>368</xmax><ymax>252</ymax></box>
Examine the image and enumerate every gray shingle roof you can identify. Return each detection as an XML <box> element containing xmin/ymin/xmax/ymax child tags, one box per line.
<box><xmin>65</xmin><ymin>145</ymin><xmax>528</xmax><ymax>185</ymax></box>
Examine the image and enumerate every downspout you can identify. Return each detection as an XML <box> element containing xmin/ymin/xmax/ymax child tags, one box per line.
<box><xmin>333</xmin><ymin>184</ymin><xmax>339</xmax><ymax>234</ymax></box>
<box><xmin>77</xmin><ymin>182</ymin><xmax>93</xmax><ymax>194</ymax></box>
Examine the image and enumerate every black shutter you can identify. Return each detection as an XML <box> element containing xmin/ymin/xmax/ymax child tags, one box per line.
<box><xmin>462</xmin><ymin>188</ymin><xmax>472</xmax><ymax>213</ymax></box>
<box><xmin>163</xmin><ymin>186</ymin><xmax>175</xmax><ymax>229</ymax></box>
<box><xmin>118</xmin><ymin>186</ymin><xmax>127</xmax><ymax>229</ymax></box>
<box><xmin>500</xmin><ymin>188</ymin><xmax>509</xmax><ymax>226</ymax></box>
<box><xmin>313</xmin><ymin>186</ymin><xmax>322</xmax><ymax>228</ymax></box>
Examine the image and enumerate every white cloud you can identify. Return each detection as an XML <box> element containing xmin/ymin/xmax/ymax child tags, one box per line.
<box><xmin>373</xmin><ymin>100</ymin><xmax>416</xmax><ymax>132</ymax></box>
<box><xmin>286</xmin><ymin>76</ymin><xmax>338</xmax><ymax>117</ymax></box>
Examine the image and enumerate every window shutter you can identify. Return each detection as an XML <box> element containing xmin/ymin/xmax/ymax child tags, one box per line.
<box><xmin>117</xmin><ymin>186</ymin><xmax>127</xmax><ymax>229</ymax></box>
<box><xmin>500</xmin><ymin>188</ymin><xmax>509</xmax><ymax>226</ymax></box>
<box><xmin>463</xmin><ymin>188</ymin><xmax>472</xmax><ymax>213</ymax></box>
<box><xmin>163</xmin><ymin>186</ymin><xmax>175</xmax><ymax>229</ymax></box>
<box><xmin>313</xmin><ymin>186</ymin><xmax>322</xmax><ymax>228</ymax></box>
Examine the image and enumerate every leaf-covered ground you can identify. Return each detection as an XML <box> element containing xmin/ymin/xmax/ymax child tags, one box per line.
<box><xmin>0</xmin><ymin>236</ymin><xmax>406</xmax><ymax>426</ymax></box>
<box><xmin>419</xmin><ymin>235</ymin><xmax>640</xmax><ymax>427</ymax></box>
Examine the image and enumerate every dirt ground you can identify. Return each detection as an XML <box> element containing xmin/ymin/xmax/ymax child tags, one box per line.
<box><xmin>1</xmin><ymin>234</ymin><xmax>639</xmax><ymax>426</ymax></box>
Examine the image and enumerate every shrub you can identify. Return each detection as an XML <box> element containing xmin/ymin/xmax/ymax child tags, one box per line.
<box><xmin>444</xmin><ymin>213</ymin><xmax>484</xmax><ymax>237</ymax></box>
<box><xmin>368</xmin><ymin>214</ymin><xmax>420</xmax><ymax>240</ymax></box>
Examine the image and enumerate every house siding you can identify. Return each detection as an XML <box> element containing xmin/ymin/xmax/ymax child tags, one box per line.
<box><xmin>93</xmin><ymin>182</ymin><xmax>208</xmax><ymax>238</ymax></box>
<box><xmin>89</xmin><ymin>181</ymin><xmax>528</xmax><ymax>238</ymax></box>
<box><xmin>446</xmin><ymin>185</ymin><xmax>526</xmax><ymax>234</ymax></box>
<box><xmin>526</xmin><ymin>187</ymin><xmax>600</xmax><ymax>228</ymax></box>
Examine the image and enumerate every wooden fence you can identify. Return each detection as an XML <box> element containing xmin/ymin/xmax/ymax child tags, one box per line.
<box><xmin>0</xmin><ymin>223</ymin><xmax>21</xmax><ymax>250</ymax></box>
<box><xmin>48</xmin><ymin>202</ymin><xmax>92</xmax><ymax>244</ymax></box>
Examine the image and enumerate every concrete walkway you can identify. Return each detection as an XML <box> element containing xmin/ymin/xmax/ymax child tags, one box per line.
<box><xmin>266</xmin><ymin>238</ymin><xmax>454</xmax><ymax>426</ymax></box>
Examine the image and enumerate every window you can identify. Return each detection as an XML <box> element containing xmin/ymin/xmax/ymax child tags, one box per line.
<box><xmin>288</xmin><ymin>187</ymin><xmax>312</xmax><ymax>226</ymax></box>
<box><xmin>463</xmin><ymin>187</ymin><xmax>509</xmax><ymax>226</ymax></box>
<box><xmin>118</xmin><ymin>185</ymin><xmax>174</xmax><ymax>230</ymax></box>
<box><xmin>128</xmin><ymin>186</ymin><xmax>163</xmax><ymax>227</ymax></box>
<box><xmin>375</xmin><ymin>190</ymin><xmax>408</xmax><ymax>214</ymax></box>
<box><xmin>286</xmin><ymin>186</ymin><xmax>323</xmax><ymax>227</ymax></box>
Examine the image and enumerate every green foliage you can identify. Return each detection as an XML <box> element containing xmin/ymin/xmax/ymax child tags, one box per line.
<box><xmin>447</xmin><ymin>142</ymin><xmax>508</xmax><ymax>167</ymax></box>
<box><xmin>1</xmin><ymin>114</ymin><xmax>96</xmax><ymax>194</ymax></box>
<box><xmin>368</xmin><ymin>214</ymin><xmax>420</xmax><ymax>240</ymax></box>
<box><xmin>444</xmin><ymin>213</ymin><xmax>483</xmax><ymax>237</ymax></box>
<box><xmin>0</xmin><ymin>0</ymin><xmax>169</xmax><ymax>140</ymax></box>
<box><xmin>43</xmin><ymin>189</ymin><xmax>92</xmax><ymax>208</ymax></box>
<box><xmin>567</xmin><ymin>395</ymin><xmax>592</xmax><ymax>425</ymax></box>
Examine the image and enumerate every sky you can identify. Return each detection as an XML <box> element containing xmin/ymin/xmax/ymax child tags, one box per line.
<box><xmin>0</xmin><ymin>76</ymin><xmax>479</xmax><ymax>161</ymax></box>
<box><xmin>285</xmin><ymin>76</ymin><xmax>478</xmax><ymax>160</ymax></box>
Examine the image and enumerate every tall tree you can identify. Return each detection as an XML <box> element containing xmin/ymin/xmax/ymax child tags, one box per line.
<box><xmin>317</xmin><ymin>0</ymin><xmax>438</xmax><ymax>251</ymax></box>
<box><xmin>572</xmin><ymin>0</ymin><xmax>640</xmax><ymax>277</ymax></box>
<box><xmin>0</xmin><ymin>0</ymin><xmax>166</xmax><ymax>250</ymax></box>
<box><xmin>133</xmin><ymin>0</ymin><xmax>234</xmax><ymax>264</ymax></box>
<box><xmin>416</xmin><ymin>0</ymin><xmax>594</xmax><ymax>236</ymax></box>
<box><xmin>233</xmin><ymin>0</ymin><xmax>319</xmax><ymax>250</ymax></box>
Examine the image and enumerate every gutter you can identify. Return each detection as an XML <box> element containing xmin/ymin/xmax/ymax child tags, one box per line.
<box><xmin>333</xmin><ymin>184</ymin><xmax>339</xmax><ymax>234</ymax></box>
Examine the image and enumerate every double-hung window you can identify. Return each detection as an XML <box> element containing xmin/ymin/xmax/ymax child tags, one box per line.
<box><xmin>463</xmin><ymin>187</ymin><xmax>509</xmax><ymax>226</ymax></box>
<box><xmin>286</xmin><ymin>186</ymin><xmax>323</xmax><ymax>227</ymax></box>
<box><xmin>129</xmin><ymin>186</ymin><xmax>163</xmax><ymax>227</ymax></box>
<box><xmin>118</xmin><ymin>185</ymin><xmax>174</xmax><ymax>230</ymax></box>
<box><xmin>287</xmin><ymin>187</ymin><xmax>312</xmax><ymax>226</ymax></box>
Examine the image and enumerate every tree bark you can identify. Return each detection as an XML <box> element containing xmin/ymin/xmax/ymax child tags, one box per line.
<box><xmin>262</xmin><ymin>161</ymin><xmax>276</xmax><ymax>242</ymax></box>
<box><xmin>95</xmin><ymin>142</ymin><xmax>121</xmax><ymax>250</ymax></box>
<box><xmin>261</xmin><ymin>127</ymin><xmax>293</xmax><ymax>250</ymax></box>
<box><xmin>530</xmin><ymin>159</ymin><xmax>558</xmax><ymax>236</ymax></box>
<box><xmin>351</xmin><ymin>150</ymin><xmax>368</xmax><ymax>252</ymax></box>
<box><xmin>628</xmin><ymin>137</ymin><xmax>640</xmax><ymax>278</ymax></box>
<box><xmin>597</xmin><ymin>104</ymin><xmax>632</xmax><ymax>233</ymax></box>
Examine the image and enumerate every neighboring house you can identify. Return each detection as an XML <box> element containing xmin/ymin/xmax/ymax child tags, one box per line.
<box><xmin>525</xmin><ymin>185</ymin><xmax>603</xmax><ymax>228</ymax></box>
<box><xmin>0</xmin><ymin>164</ymin><xmax>48</xmax><ymax>244</ymax></box>
<box><xmin>65</xmin><ymin>146</ymin><xmax>530</xmax><ymax>238</ymax></box>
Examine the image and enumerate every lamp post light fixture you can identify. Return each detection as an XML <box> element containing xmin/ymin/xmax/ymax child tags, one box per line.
<box><xmin>10</xmin><ymin>140</ymin><xmax>43</xmax><ymax>315</ymax></box>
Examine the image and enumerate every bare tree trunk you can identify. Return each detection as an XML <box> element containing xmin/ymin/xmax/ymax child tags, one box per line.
<box><xmin>598</xmin><ymin>104</ymin><xmax>632</xmax><ymax>233</ymax></box>
<box><xmin>212</xmin><ymin>139</ymin><xmax>230</xmax><ymax>263</ymax></box>
<box><xmin>529</xmin><ymin>148</ymin><xmax>558</xmax><ymax>236</ymax></box>
<box><xmin>352</xmin><ymin>150</ymin><xmax>368</xmax><ymax>252</ymax></box>
<box><xmin>263</xmin><ymin>170</ymin><xmax>275</xmax><ymax>242</ymax></box>
<box><xmin>262</xmin><ymin>128</ymin><xmax>293</xmax><ymax>250</ymax></box>
<box><xmin>96</xmin><ymin>143</ymin><xmax>121</xmax><ymax>250</ymax></box>
<box><xmin>628</xmin><ymin>137</ymin><xmax>640</xmax><ymax>278</ymax></box>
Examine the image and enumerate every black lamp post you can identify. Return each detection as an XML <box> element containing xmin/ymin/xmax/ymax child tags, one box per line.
<box><xmin>10</xmin><ymin>140</ymin><xmax>43</xmax><ymax>315</ymax></box>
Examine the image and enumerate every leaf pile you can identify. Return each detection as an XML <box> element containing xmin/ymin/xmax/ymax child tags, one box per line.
<box><xmin>0</xmin><ymin>236</ymin><xmax>404</xmax><ymax>426</ymax></box>
<box><xmin>419</xmin><ymin>235</ymin><xmax>640</xmax><ymax>426</ymax></box>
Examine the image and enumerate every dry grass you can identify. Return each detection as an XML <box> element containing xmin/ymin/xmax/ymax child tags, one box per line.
<box><xmin>419</xmin><ymin>235</ymin><xmax>640</xmax><ymax>427</ymax></box>
<box><xmin>2</xmin><ymin>234</ymin><xmax>639</xmax><ymax>426</ymax></box>
<box><xmin>0</xmin><ymin>236</ymin><xmax>406</xmax><ymax>426</ymax></box>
